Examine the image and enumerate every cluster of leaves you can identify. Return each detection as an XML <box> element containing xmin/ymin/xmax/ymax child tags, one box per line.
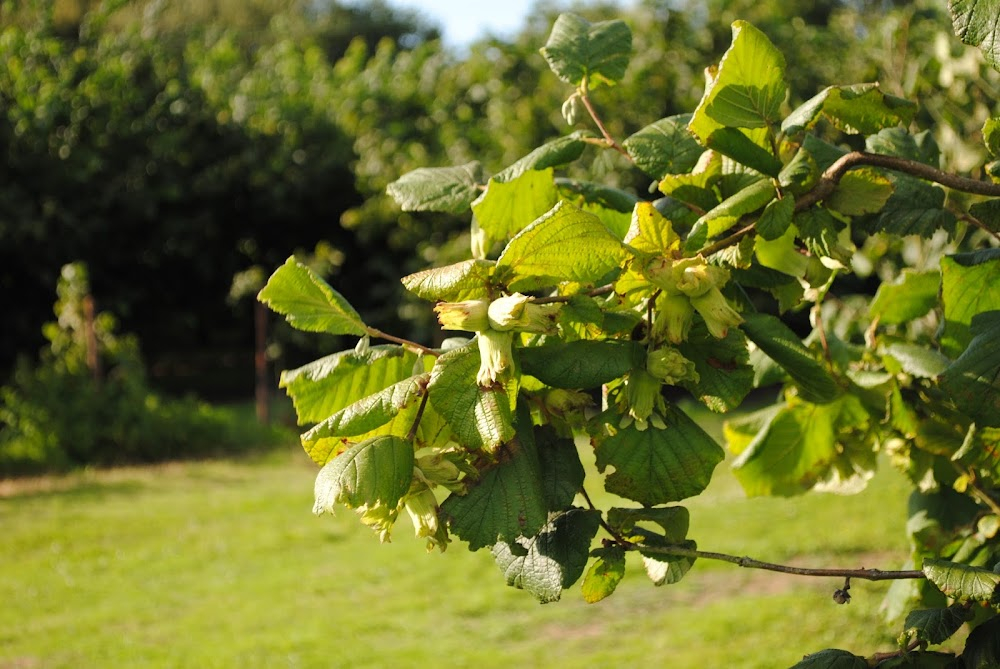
<box><xmin>262</xmin><ymin>7</ymin><xmax>1000</xmax><ymax>666</ymax></box>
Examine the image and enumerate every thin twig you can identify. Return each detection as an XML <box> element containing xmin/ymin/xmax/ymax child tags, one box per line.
<box><xmin>578</xmin><ymin>92</ymin><xmax>630</xmax><ymax>158</ymax></box>
<box><xmin>632</xmin><ymin>542</ymin><xmax>926</xmax><ymax>581</ymax></box>
<box><xmin>366</xmin><ymin>327</ymin><xmax>439</xmax><ymax>356</ymax></box>
<box><xmin>579</xmin><ymin>487</ymin><xmax>622</xmax><ymax>541</ymax></box>
<box><xmin>958</xmin><ymin>211</ymin><xmax>1000</xmax><ymax>243</ymax></box>
<box><xmin>405</xmin><ymin>390</ymin><xmax>430</xmax><ymax>442</ymax></box>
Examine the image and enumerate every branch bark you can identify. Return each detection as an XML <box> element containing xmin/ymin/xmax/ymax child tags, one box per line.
<box><xmin>632</xmin><ymin>542</ymin><xmax>926</xmax><ymax>582</ymax></box>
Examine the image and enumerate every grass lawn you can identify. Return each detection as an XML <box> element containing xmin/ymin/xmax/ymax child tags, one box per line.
<box><xmin>1</xmin><ymin>424</ymin><xmax>924</xmax><ymax>668</ymax></box>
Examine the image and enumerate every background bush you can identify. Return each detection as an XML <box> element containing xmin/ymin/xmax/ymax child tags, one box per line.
<box><xmin>0</xmin><ymin>263</ymin><xmax>290</xmax><ymax>474</ymax></box>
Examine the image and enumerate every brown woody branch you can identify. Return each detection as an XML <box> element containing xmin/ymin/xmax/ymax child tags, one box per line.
<box><xmin>699</xmin><ymin>151</ymin><xmax>1000</xmax><ymax>256</ymax></box>
<box><xmin>631</xmin><ymin>542</ymin><xmax>926</xmax><ymax>582</ymax></box>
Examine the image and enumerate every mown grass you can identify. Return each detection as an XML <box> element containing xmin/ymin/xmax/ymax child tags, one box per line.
<box><xmin>1</xmin><ymin>424</ymin><xmax>921</xmax><ymax>668</ymax></box>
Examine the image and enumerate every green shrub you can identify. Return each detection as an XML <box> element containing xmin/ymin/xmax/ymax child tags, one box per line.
<box><xmin>0</xmin><ymin>263</ymin><xmax>290</xmax><ymax>475</ymax></box>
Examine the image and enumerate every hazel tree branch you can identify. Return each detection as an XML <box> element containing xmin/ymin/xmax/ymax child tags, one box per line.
<box><xmin>630</xmin><ymin>542</ymin><xmax>926</xmax><ymax>582</ymax></box>
<box><xmin>578</xmin><ymin>92</ymin><xmax>630</xmax><ymax>158</ymax></box>
<box><xmin>700</xmin><ymin>150</ymin><xmax>1000</xmax><ymax>257</ymax></box>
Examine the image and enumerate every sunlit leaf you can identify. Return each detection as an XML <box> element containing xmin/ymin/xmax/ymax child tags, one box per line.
<box><xmin>781</xmin><ymin>83</ymin><xmax>915</xmax><ymax>136</ymax></box>
<box><xmin>281</xmin><ymin>345</ymin><xmax>417</xmax><ymax>424</ymax></box>
<box><xmin>497</xmin><ymin>201</ymin><xmax>627</xmax><ymax>291</ymax></box>
<box><xmin>258</xmin><ymin>257</ymin><xmax>366</xmax><ymax>336</ymax></box>
<box><xmin>428</xmin><ymin>343</ymin><xmax>515</xmax><ymax>451</ymax></box>
<box><xmin>941</xmin><ymin>248</ymin><xmax>1000</xmax><ymax>356</ymax></box>
<box><xmin>624</xmin><ymin>201</ymin><xmax>683</xmax><ymax>256</ymax></box>
<box><xmin>472</xmin><ymin>169</ymin><xmax>560</xmax><ymax>246</ymax></box>
<box><xmin>923</xmin><ymin>558</ymin><xmax>1000</xmax><ymax>603</ymax></box>
<box><xmin>540</xmin><ymin>13</ymin><xmax>632</xmax><ymax>88</ymax></box>
<box><xmin>401</xmin><ymin>259</ymin><xmax>495</xmax><ymax>302</ymax></box>
<box><xmin>313</xmin><ymin>435</ymin><xmax>414</xmax><ymax>539</ymax></box>
<box><xmin>581</xmin><ymin>545</ymin><xmax>627</xmax><ymax>603</ymax></box>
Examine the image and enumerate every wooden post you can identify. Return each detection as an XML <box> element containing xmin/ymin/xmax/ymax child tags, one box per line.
<box><xmin>254</xmin><ymin>299</ymin><xmax>270</xmax><ymax>425</ymax></box>
<box><xmin>83</xmin><ymin>294</ymin><xmax>101</xmax><ymax>384</ymax></box>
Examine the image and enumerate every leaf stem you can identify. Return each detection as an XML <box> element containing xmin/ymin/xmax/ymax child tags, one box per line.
<box><xmin>579</xmin><ymin>92</ymin><xmax>630</xmax><ymax>159</ymax></box>
<box><xmin>631</xmin><ymin>542</ymin><xmax>925</xmax><ymax>581</ymax></box>
<box><xmin>579</xmin><ymin>486</ymin><xmax>623</xmax><ymax>541</ymax></box>
<box><xmin>366</xmin><ymin>327</ymin><xmax>439</xmax><ymax>356</ymax></box>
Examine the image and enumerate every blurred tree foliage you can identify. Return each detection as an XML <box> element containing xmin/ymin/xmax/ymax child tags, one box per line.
<box><xmin>1</xmin><ymin>0</ymin><xmax>996</xmax><ymax>392</ymax></box>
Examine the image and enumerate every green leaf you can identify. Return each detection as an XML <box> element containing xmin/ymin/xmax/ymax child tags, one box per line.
<box><xmin>622</xmin><ymin>115</ymin><xmax>703</xmax><ymax>180</ymax></box>
<box><xmin>984</xmin><ymin>116</ymin><xmax>1000</xmax><ymax>158</ymax></box>
<box><xmin>520</xmin><ymin>340</ymin><xmax>642</xmax><ymax>389</ymax></box>
<box><xmin>440</xmin><ymin>433</ymin><xmax>548</xmax><ymax>551</ymax></box>
<box><xmin>781</xmin><ymin>83</ymin><xmax>916</xmax><ymax>136</ymax></box>
<box><xmin>787</xmin><ymin>649</ymin><xmax>868</xmax><ymax>669</ymax></box>
<box><xmin>755</xmin><ymin>226</ymin><xmax>810</xmax><ymax>278</ymax></box>
<box><xmin>676</xmin><ymin>323</ymin><xmax>754</xmax><ymax>412</ymax></box>
<box><xmin>902</xmin><ymin>604</ymin><xmax>973</xmax><ymax>646</ymax></box>
<box><xmin>581</xmin><ymin>545</ymin><xmax>627</xmax><ymax>603</ymax></box>
<box><xmin>741</xmin><ymin>312</ymin><xmax>840</xmax><ymax>404</ymax></box>
<box><xmin>922</xmin><ymin>558</ymin><xmax>1000</xmax><ymax>603</ymax></box>
<box><xmin>536</xmin><ymin>426</ymin><xmax>586</xmax><ymax>512</ymax></box>
<box><xmin>281</xmin><ymin>345</ymin><xmax>418</xmax><ymax>424</ymax></box>
<box><xmin>494</xmin><ymin>132</ymin><xmax>592</xmax><ymax>183</ymax></box>
<box><xmin>556</xmin><ymin>179</ymin><xmax>638</xmax><ymax>240</ymax></box>
<box><xmin>400</xmin><ymin>259</ymin><xmax>495</xmax><ymax>302</ymax></box>
<box><xmin>884</xmin><ymin>343</ymin><xmax>950</xmax><ymax>379</ymax></box>
<box><xmin>728</xmin><ymin>397</ymin><xmax>873</xmax><ymax>497</ymax></box>
<box><xmin>691</xmin><ymin>21</ymin><xmax>786</xmax><ymax>135</ymax></box>
<box><xmin>969</xmin><ymin>200</ymin><xmax>1000</xmax><ymax>235</ymax></box>
<box><xmin>795</xmin><ymin>207</ymin><xmax>852</xmax><ymax>266</ymax></box>
<box><xmin>690</xmin><ymin>178</ymin><xmax>775</xmax><ymax>246</ymax></box>
<box><xmin>756</xmin><ymin>196</ymin><xmax>795</xmax><ymax>241</ymax></box>
<box><xmin>963</xmin><ymin>617</ymin><xmax>1000</xmax><ymax>669</ymax></box>
<box><xmin>301</xmin><ymin>374</ymin><xmax>426</xmax><ymax>453</ymax></box>
<box><xmin>608</xmin><ymin>506</ymin><xmax>689</xmax><ymax>539</ymax></box>
<box><xmin>491</xmin><ymin>508</ymin><xmax>601</xmax><ymax>603</ymax></box>
<box><xmin>941</xmin><ymin>248</ymin><xmax>1000</xmax><ymax>356</ymax></box>
<box><xmin>472</xmin><ymin>169</ymin><xmax>560</xmax><ymax>246</ymax></box>
<box><xmin>313</xmin><ymin>435</ymin><xmax>414</xmax><ymax>521</ymax></box>
<box><xmin>700</xmin><ymin>126</ymin><xmax>782</xmax><ymax>177</ymax></box>
<box><xmin>869</xmin><ymin>269</ymin><xmax>941</xmax><ymax>326</ymax></box>
<box><xmin>951</xmin><ymin>0</ymin><xmax>1000</xmax><ymax>71</ymax></box>
<box><xmin>859</xmin><ymin>129</ymin><xmax>957</xmax><ymax>238</ymax></box>
<box><xmin>497</xmin><ymin>201</ymin><xmax>627</xmax><ymax>292</ymax></box>
<box><xmin>594</xmin><ymin>404</ymin><xmax>724</xmax><ymax>506</ymax></box>
<box><xmin>540</xmin><ymin>13</ymin><xmax>632</xmax><ymax>88</ymax></box>
<box><xmin>637</xmin><ymin>534</ymin><xmax>696</xmax><ymax>586</ymax></box>
<box><xmin>940</xmin><ymin>311</ymin><xmax>1000</xmax><ymax>427</ymax></box>
<box><xmin>428</xmin><ymin>343</ymin><xmax>515</xmax><ymax>451</ymax></box>
<box><xmin>385</xmin><ymin>162</ymin><xmax>483</xmax><ymax>214</ymax></box>
<box><xmin>624</xmin><ymin>201</ymin><xmax>682</xmax><ymax>256</ymax></box>
<box><xmin>259</xmin><ymin>257</ymin><xmax>367</xmax><ymax>336</ymax></box>
<box><xmin>826</xmin><ymin>168</ymin><xmax>894</xmax><ymax>216</ymax></box>
<box><xmin>688</xmin><ymin>21</ymin><xmax>786</xmax><ymax>143</ymax></box>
